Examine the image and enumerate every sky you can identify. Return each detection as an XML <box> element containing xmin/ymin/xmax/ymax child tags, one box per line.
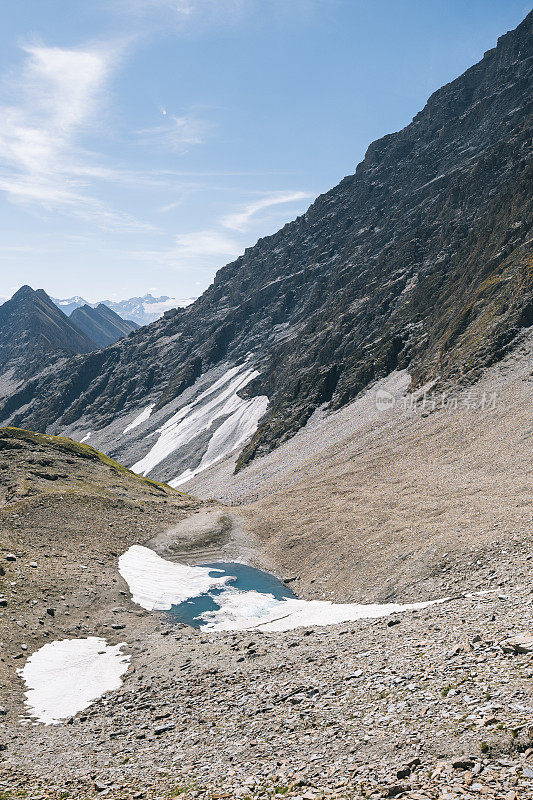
<box><xmin>0</xmin><ymin>0</ymin><xmax>529</xmax><ymax>303</ymax></box>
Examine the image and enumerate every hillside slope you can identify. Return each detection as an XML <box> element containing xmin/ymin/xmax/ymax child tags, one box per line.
<box><xmin>0</xmin><ymin>426</ymin><xmax>202</xmax><ymax>711</ymax></box>
<box><xmin>0</xmin><ymin>11</ymin><xmax>531</xmax><ymax>485</ymax></box>
<box><xmin>70</xmin><ymin>303</ymin><xmax>139</xmax><ymax>347</ymax></box>
<box><xmin>1</xmin><ymin>346</ymin><xmax>532</xmax><ymax>797</ymax></box>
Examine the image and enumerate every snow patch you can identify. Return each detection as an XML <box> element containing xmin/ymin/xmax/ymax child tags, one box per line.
<box><xmin>170</xmin><ymin>394</ymin><xmax>268</xmax><ymax>487</ymax></box>
<box><xmin>123</xmin><ymin>404</ymin><xmax>155</xmax><ymax>434</ymax></box>
<box><xmin>118</xmin><ymin>545</ymin><xmax>231</xmax><ymax>611</ymax></box>
<box><xmin>19</xmin><ymin>638</ymin><xmax>129</xmax><ymax>724</ymax></box>
<box><xmin>130</xmin><ymin>365</ymin><xmax>267</xmax><ymax>481</ymax></box>
<box><xmin>200</xmin><ymin>588</ymin><xmax>448</xmax><ymax>632</ymax></box>
<box><xmin>79</xmin><ymin>432</ymin><xmax>92</xmax><ymax>443</ymax></box>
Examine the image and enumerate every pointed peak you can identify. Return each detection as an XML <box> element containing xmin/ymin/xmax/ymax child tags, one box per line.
<box><xmin>35</xmin><ymin>288</ymin><xmax>54</xmax><ymax>304</ymax></box>
<box><xmin>11</xmin><ymin>285</ymin><xmax>36</xmax><ymax>301</ymax></box>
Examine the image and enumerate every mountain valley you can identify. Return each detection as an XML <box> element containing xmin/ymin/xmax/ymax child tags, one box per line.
<box><xmin>0</xmin><ymin>10</ymin><xmax>532</xmax><ymax>800</ymax></box>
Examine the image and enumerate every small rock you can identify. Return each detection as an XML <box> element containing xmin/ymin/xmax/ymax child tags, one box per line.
<box><xmin>387</xmin><ymin>785</ymin><xmax>408</xmax><ymax>797</ymax></box>
<box><xmin>5</xmin><ymin>553</ymin><xmax>16</xmax><ymax>562</ymax></box>
<box><xmin>154</xmin><ymin>723</ymin><xmax>175</xmax><ymax>735</ymax></box>
<box><xmin>453</xmin><ymin>758</ymin><xmax>474</xmax><ymax>770</ymax></box>
<box><xmin>396</xmin><ymin>766</ymin><xmax>411</xmax><ymax>779</ymax></box>
<box><xmin>500</xmin><ymin>632</ymin><xmax>533</xmax><ymax>654</ymax></box>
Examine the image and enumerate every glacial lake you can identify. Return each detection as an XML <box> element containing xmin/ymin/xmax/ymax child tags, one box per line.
<box><xmin>166</xmin><ymin>561</ymin><xmax>297</xmax><ymax>628</ymax></box>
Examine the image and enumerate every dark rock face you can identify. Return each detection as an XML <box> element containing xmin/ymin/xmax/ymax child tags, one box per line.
<box><xmin>70</xmin><ymin>304</ymin><xmax>139</xmax><ymax>348</ymax></box>
<box><xmin>0</xmin><ymin>286</ymin><xmax>97</xmax><ymax>392</ymax></box>
<box><xmin>1</xmin><ymin>12</ymin><xmax>532</xmax><ymax>468</ymax></box>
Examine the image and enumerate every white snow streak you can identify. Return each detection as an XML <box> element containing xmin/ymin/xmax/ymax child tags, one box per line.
<box><xmin>79</xmin><ymin>432</ymin><xmax>92</xmax><ymax>443</ymax></box>
<box><xmin>118</xmin><ymin>545</ymin><xmax>230</xmax><ymax>611</ymax></box>
<box><xmin>130</xmin><ymin>365</ymin><xmax>267</xmax><ymax>481</ymax></box>
<box><xmin>123</xmin><ymin>403</ymin><xmax>155</xmax><ymax>434</ymax></box>
<box><xmin>170</xmin><ymin>394</ymin><xmax>268</xmax><ymax>487</ymax></box>
<box><xmin>19</xmin><ymin>638</ymin><xmax>129</xmax><ymax>724</ymax></box>
<box><xmin>200</xmin><ymin>588</ymin><xmax>448</xmax><ymax>632</ymax></box>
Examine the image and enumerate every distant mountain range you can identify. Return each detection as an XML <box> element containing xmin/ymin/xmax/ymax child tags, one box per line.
<box><xmin>53</xmin><ymin>294</ymin><xmax>196</xmax><ymax>326</ymax></box>
<box><xmin>70</xmin><ymin>304</ymin><xmax>139</xmax><ymax>348</ymax></box>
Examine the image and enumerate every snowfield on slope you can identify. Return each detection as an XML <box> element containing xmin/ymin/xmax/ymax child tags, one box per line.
<box><xmin>130</xmin><ymin>364</ymin><xmax>268</xmax><ymax>485</ymax></box>
<box><xmin>123</xmin><ymin>403</ymin><xmax>154</xmax><ymax>434</ymax></box>
<box><xmin>118</xmin><ymin>545</ymin><xmax>231</xmax><ymax>610</ymax></box>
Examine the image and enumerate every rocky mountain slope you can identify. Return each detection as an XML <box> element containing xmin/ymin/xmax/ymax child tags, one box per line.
<box><xmin>1</xmin><ymin>12</ymin><xmax>531</xmax><ymax>486</ymax></box>
<box><xmin>70</xmin><ymin>303</ymin><xmax>139</xmax><ymax>348</ymax></box>
<box><xmin>0</xmin><ymin>286</ymin><xmax>97</xmax><ymax>397</ymax></box>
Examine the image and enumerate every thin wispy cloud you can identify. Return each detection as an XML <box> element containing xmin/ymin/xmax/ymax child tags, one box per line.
<box><xmin>127</xmin><ymin>187</ymin><xmax>313</xmax><ymax>276</ymax></box>
<box><xmin>222</xmin><ymin>190</ymin><xmax>313</xmax><ymax>231</ymax></box>
<box><xmin>2</xmin><ymin>44</ymin><xmax>108</xmax><ymax>174</ymax></box>
<box><xmin>129</xmin><ymin>229</ymin><xmax>243</xmax><ymax>270</ymax></box>
<box><xmin>137</xmin><ymin>189</ymin><xmax>314</xmax><ymax>277</ymax></box>
<box><xmin>114</xmin><ymin>0</ymin><xmax>245</xmax><ymax>24</ymax></box>
<box><xmin>114</xmin><ymin>0</ymin><xmax>328</xmax><ymax>26</ymax></box>
<box><xmin>137</xmin><ymin>111</ymin><xmax>210</xmax><ymax>152</ymax></box>
<box><xmin>0</xmin><ymin>41</ymin><xmax>153</xmax><ymax>230</ymax></box>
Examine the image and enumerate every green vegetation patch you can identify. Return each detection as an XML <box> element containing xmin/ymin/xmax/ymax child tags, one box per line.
<box><xmin>0</xmin><ymin>426</ymin><xmax>189</xmax><ymax>498</ymax></box>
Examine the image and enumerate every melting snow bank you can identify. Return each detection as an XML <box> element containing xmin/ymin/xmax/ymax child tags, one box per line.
<box><xmin>200</xmin><ymin>588</ymin><xmax>448</xmax><ymax>632</ymax></box>
<box><xmin>19</xmin><ymin>638</ymin><xmax>129</xmax><ymax>724</ymax></box>
<box><xmin>130</xmin><ymin>364</ymin><xmax>268</xmax><ymax>485</ymax></box>
<box><xmin>119</xmin><ymin>546</ymin><xmax>448</xmax><ymax>632</ymax></box>
<box><xmin>118</xmin><ymin>545</ymin><xmax>231</xmax><ymax>611</ymax></box>
<box><xmin>123</xmin><ymin>403</ymin><xmax>155</xmax><ymax>434</ymax></box>
<box><xmin>170</xmin><ymin>394</ymin><xmax>268</xmax><ymax>487</ymax></box>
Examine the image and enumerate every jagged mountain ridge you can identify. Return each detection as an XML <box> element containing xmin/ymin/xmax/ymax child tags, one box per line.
<box><xmin>1</xmin><ymin>12</ymin><xmax>531</xmax><ymax>478</ymax></box>
<box><xmin>70</xmin><ymin>304</ymin><xmax>139</xmax><ymax>348</ymax></box>
<box><xmin>0</xmin><ymin>286</ymin><xmax>97</xmax><ymax>394</ymax></box>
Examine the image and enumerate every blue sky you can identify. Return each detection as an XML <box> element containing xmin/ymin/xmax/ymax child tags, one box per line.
<box><xmin>0</xmin><ymin>0</ymin><xmax>529</xmax><ymax>302</ymax></box>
